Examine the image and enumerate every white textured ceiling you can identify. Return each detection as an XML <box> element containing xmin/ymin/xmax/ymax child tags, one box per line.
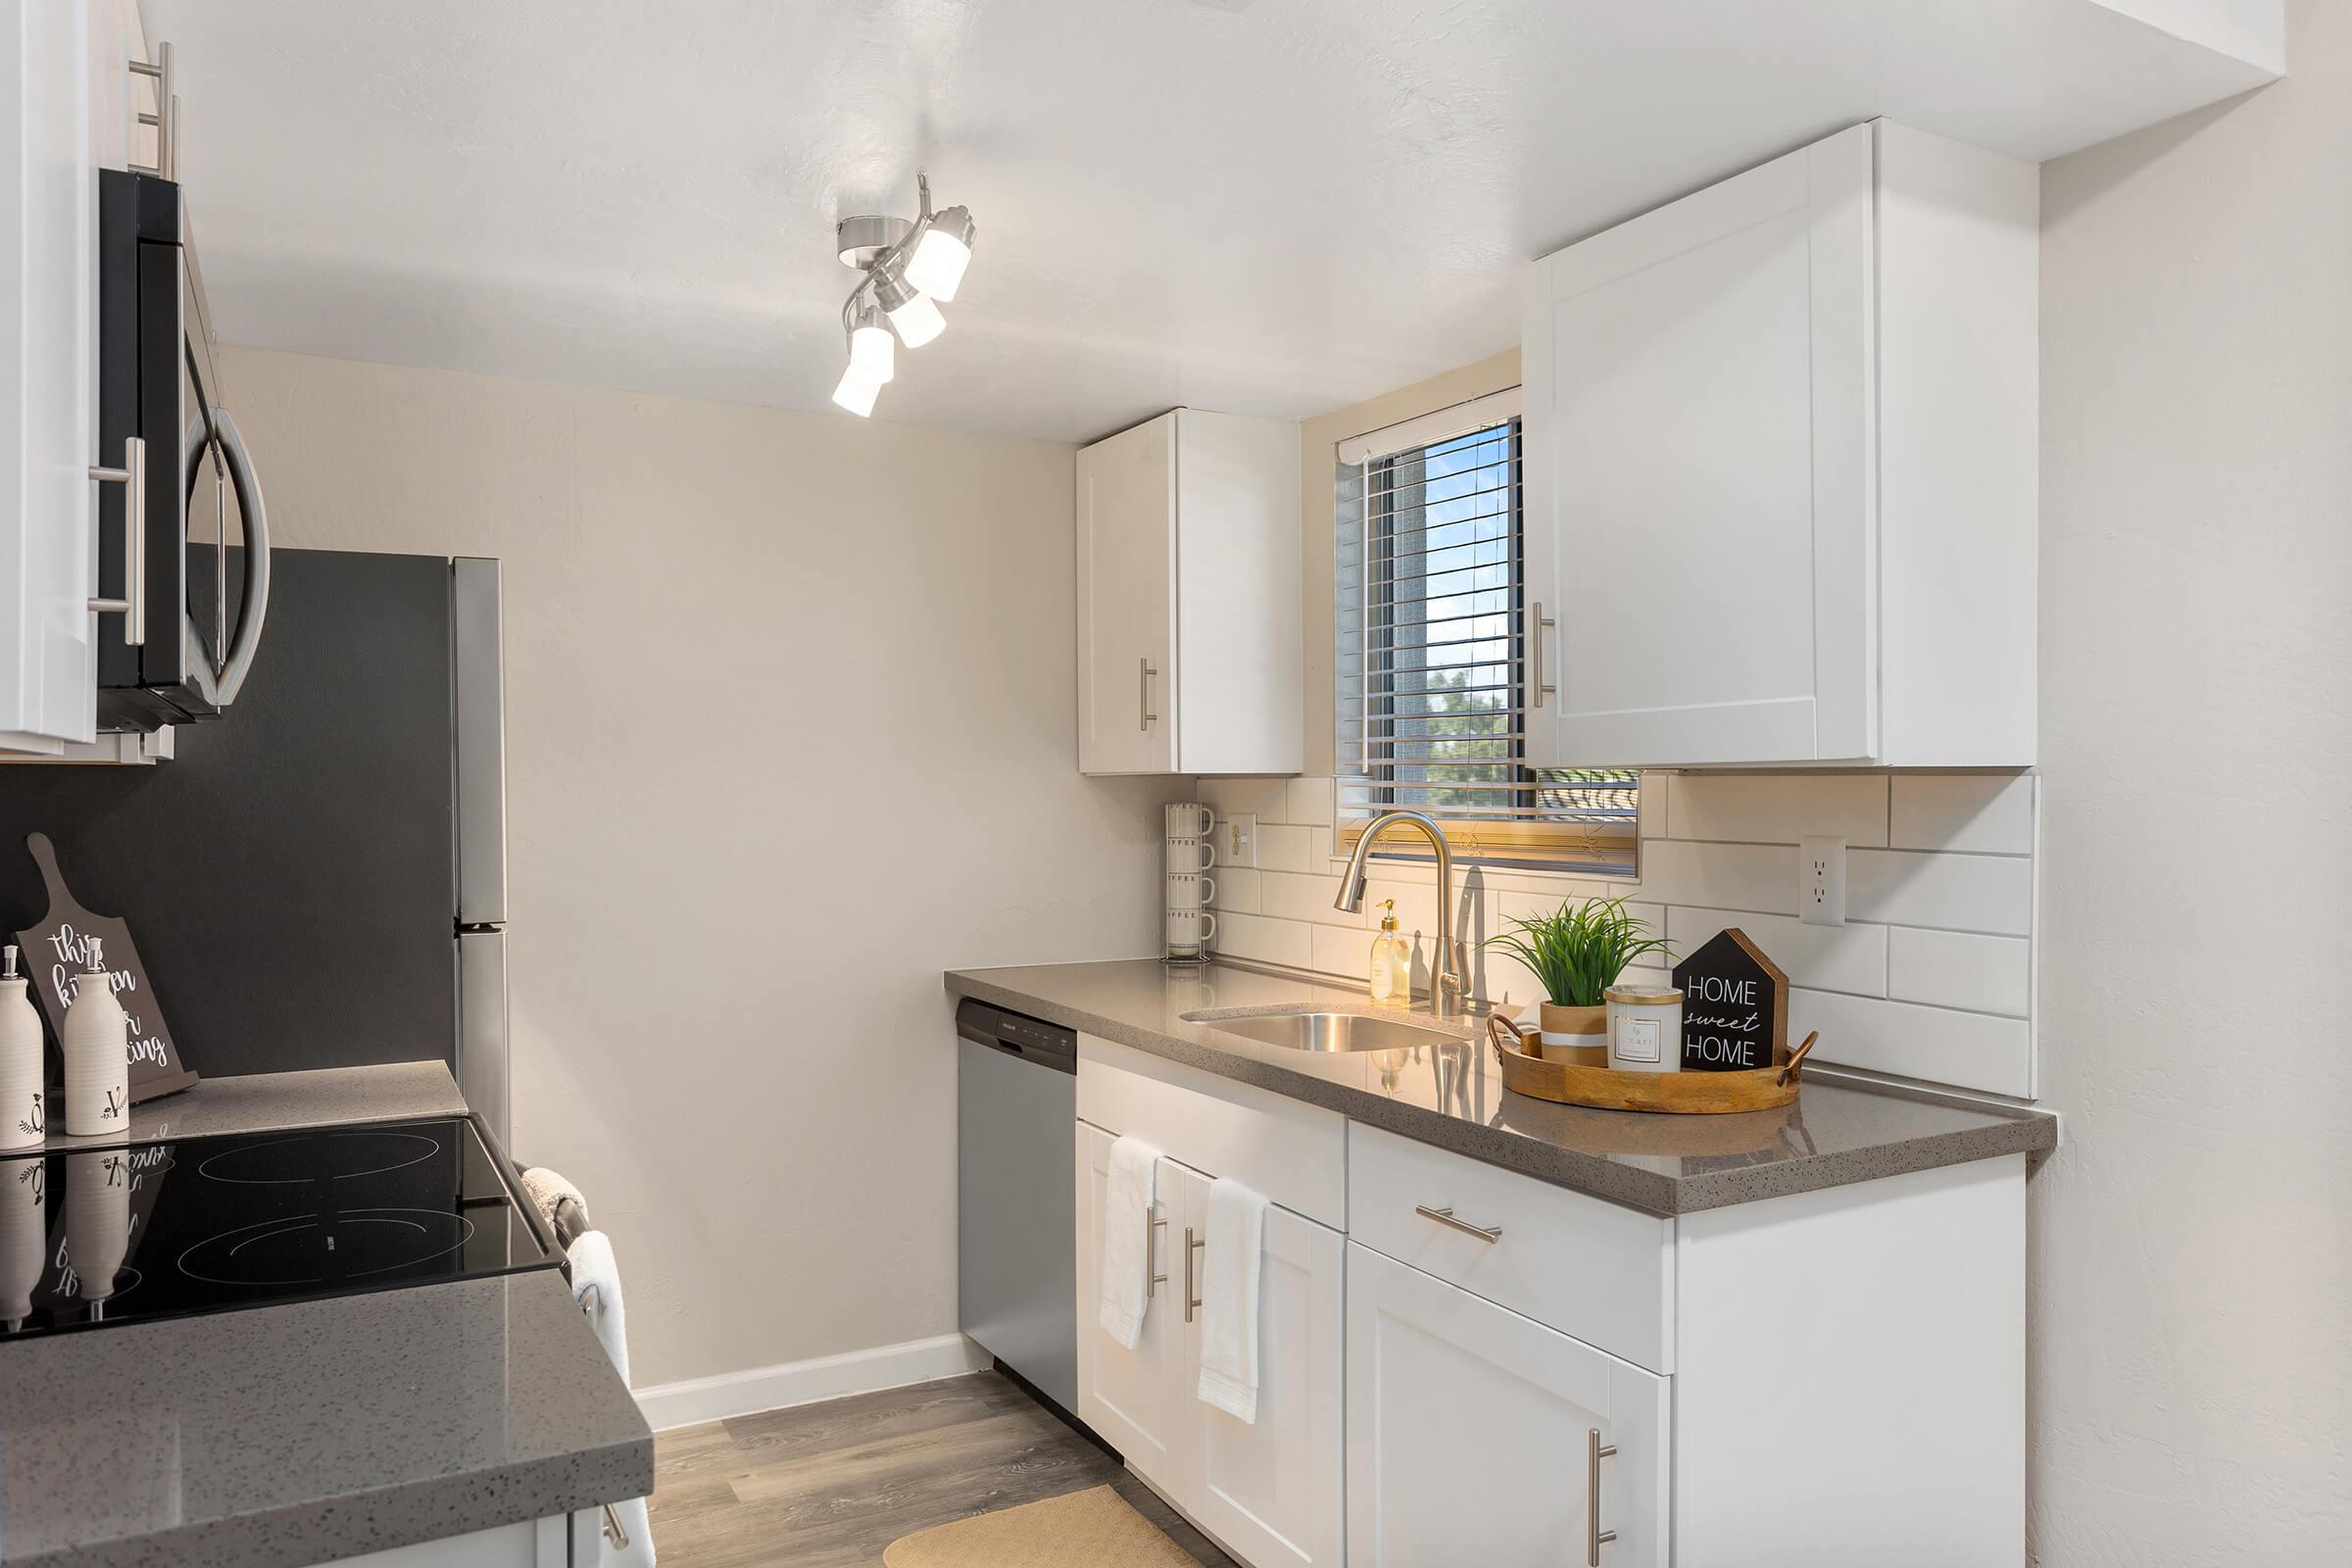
<box><xmin>139</xmin><ymin>1</ymin><xmax>2277</xmax><ymax>442</ymax></box>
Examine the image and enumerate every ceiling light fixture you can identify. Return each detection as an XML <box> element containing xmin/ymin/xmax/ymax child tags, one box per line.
<box><xmin>830</xmin><ymin>173</ymin><xmax>978</xmax><ymax>416</ymax></box>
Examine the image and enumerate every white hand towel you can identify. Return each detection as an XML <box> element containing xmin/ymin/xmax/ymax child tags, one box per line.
<box><xmin>1195</xmin><ymin>1178</ymin><xmax>1267</xmax><ymax>1425</ymax></box>
<box><xmin>568</xmin><ymin>1231</ymin><xmax>656</xmax><ymax>1567</ymax></box>
<box><xmin>1100</xmin><ymin>1136</ymin><xmax>1163</xmax><ymax>1350</ymax></box>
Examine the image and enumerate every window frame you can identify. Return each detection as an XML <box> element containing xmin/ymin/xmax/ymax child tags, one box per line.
<box><xmin>1335</xmin><ymin>391</ymin><xmax>1637</xmax><ymax>876</ymax></box>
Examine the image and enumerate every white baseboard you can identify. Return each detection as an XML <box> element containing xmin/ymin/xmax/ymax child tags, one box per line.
<box><xmin>633</xmin><ymin>1333</ymin><xmax>991</xmax><ymax>1432</ymax></box>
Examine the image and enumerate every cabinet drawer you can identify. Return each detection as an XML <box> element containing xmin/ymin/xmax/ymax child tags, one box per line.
<box><xmin>1077</xmin><ymin>1035</ymin><xmax>1346</xmax><ymax>1230</ymax></box>
<box><xmin>1347</xmin><ymin>1123</ymin><xmax>1672</xmax><ymax>1372</ymax></box>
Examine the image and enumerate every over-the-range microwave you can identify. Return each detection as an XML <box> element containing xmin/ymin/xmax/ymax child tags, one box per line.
<box><xmin>95</xmin><ymin>168</ymin><xmax>270</xmax><ymax>733</ymax></box>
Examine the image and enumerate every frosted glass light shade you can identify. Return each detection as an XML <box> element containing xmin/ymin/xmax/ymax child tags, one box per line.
<box><xmin>886</xmin><ymin>291</ymin><xmax>947</xmax><ymax>348</ymax></box>
<box><xmin>831</xmin><ymin>366</ymin><xmax>881</xmax><ymax>417</ymax></box>
<box><xmin>850</xmin><ymin>322</ymin><xmax>895</xmax><ymax>382</ymax></box>
<box><xmin>904</xmin><ymin>225</ymin><xmax>972</xmax><ymax>302</ymax></box>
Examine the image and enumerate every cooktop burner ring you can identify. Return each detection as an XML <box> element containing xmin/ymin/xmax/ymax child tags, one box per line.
<box><xmin>175</xmin><ymin>1207</ymin><xmax>475</xmax><ymax>1287</ymax></box>
<box><xmin>195</xmin><ymin>1131</ymin><xmax>443</xmax><ymax>1187</ymax></box>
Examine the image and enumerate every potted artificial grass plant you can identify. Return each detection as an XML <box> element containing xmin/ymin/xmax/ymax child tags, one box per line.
<box><xmin>1486</xmin><ymin>897</ymin><xmax>1672</xmax><ymax>1062</ymax></box>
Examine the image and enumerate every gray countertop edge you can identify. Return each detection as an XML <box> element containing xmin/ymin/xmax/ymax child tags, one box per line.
<box><xmin>945</xmin><ymin>966</ymin><xmax>2058</xmax><ymax>1217</ymax></box>
<box><xmin>46</xmin><ymin>1431</ymin><xmax>655</xmax><ymax>1568</ymax></box>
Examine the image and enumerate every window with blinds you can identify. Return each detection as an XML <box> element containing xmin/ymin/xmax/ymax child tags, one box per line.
<box><xmin>1334</xmin><ymin>390</ymin><xmax>1639</xmax><ymax>872</ymax></box>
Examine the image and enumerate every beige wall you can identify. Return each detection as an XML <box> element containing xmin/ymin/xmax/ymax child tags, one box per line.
<box><xmin>2034</xmin><ymin>3</ymin><xmax>2351</xmax><ymax>1559</ymax></box>
<box><xmin>220</xmin><ymin>346</ymin><xmax>1188</xmax><ymax>1388</ymax></box>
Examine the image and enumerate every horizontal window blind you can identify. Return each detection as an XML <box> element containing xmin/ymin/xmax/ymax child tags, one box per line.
<box><xmin>1335</xmin><ymin>396</ymin><xmax>1637</xmax><ymax>872</ymax></box>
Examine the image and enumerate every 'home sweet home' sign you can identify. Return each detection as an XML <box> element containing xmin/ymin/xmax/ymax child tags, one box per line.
<box><xmin>1673</xmin><ymin>928</ymin><xmax>1789</xmax><ymax>1072</ymax></box>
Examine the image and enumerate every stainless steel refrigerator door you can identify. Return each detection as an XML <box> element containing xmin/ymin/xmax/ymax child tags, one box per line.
<box><xmin>956</xmin><ymin>1035</ymin><xmax>1078</xmax><ymax>1410</ymax></box>
<box><xmin>453</xmin><ymin>557</ymin><xmax>508</xmax><ymax>928</ymax></box>
<box><xmin>458</xmin><ymin>928</ymin><xmax>512</xmax><ymax>1149</ymax></box>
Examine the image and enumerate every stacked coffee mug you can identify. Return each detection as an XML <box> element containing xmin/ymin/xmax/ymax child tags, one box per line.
<box><xmin>1164</xmin><ymin>803</ymin><xmax>1218</xmax><ymax>963</ymax></box>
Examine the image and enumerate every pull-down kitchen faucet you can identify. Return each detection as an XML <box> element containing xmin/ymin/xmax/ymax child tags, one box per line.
<box><xmin>1335</xmin><ymin>810</ymin><xmax>1470</xmax><ymax>1019</ymax></box>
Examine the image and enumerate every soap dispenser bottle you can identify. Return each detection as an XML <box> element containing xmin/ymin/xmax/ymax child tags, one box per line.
<box><xmin>1367</xmin><ymin>901</ymin><xmax>1410</xmax><ymax>1006</ymax></box>
<box><xmin>62</xmin><ymin>939</ymin><xmax>127</xmax><ymax>1138</ymax></box>
<box><xmin>0</xmin><ymin>946</ymin><xmax>41</xmax><ymax>1149</ymax></box>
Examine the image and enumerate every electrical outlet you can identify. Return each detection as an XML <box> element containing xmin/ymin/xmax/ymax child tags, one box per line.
<box><xmin>1221</xmin><ymin>813</ymin><xmax>1257</xmax><ymax>868</ymax></box>
<box><xmin>1798</xmin><ymin>835</ymin><xmax>1847</xmax><ymax>927</ymax></box>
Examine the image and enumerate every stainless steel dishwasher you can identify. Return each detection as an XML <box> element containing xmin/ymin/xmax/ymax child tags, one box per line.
<box><xmin>956</xmin><ymin>999</ymin><xmax>1078</xmax><ymax>1411</ymax></box>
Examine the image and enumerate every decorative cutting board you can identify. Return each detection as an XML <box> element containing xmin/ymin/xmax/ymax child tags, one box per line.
<box><xmin>14</xmin><ymin>834</ymin><xmax>197</xmax><ymax>1104</ymax></box>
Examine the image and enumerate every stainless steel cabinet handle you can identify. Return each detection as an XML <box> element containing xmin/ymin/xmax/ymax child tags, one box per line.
<box><xmin>1146</xmin><ymin>1208</ymin><xmax>1167</xmax><ymax>1298</ymax></box>
<box><xmin>128</xmin><ymin>42</ymin><xmax>177</xmax><ymax>181</ymax></box>
<box><xmin>86</xmin><ymin>437</ymin><xmax>147</xmax><ymax>646</ymax></box>
<box><xmin>1139</xmin><ymin>657</ymin><xmax>1158</xmax><ymax>730</ymax></box>
<box><xmin>1532</xmin><ymin>602</ymin><xmax>1556</xmax><ymax>709</ymax></box>
<box><xmin>602</xmin><ymin>1502</ymin><xmax>629</xmax><ymax>1547</ymax></box>
<box><xmin>1184</xmin><ymin>1226</ymin><xmax>1204</xmax><ymax>1323</ymax></box>
<box><xmin>1588</xmin><ymin>1426</ymin><xmax>1618</xmax><ymax>1564</ymax></box>
<box><xmin>1414</xmin><ymin>1203</ymin><xmax>1501</xmax><ymax>1244</ymax></box>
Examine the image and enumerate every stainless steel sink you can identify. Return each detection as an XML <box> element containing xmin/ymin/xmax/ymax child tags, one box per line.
<box><xmin>1184</xmin><ymin>1008</ymin><xmax>1464</xmax><ymax>1054</ymax></box>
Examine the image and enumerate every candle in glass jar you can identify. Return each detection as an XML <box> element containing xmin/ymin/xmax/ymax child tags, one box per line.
<box><xmin>1605</xmin><ymin>985</ymin><xmax>1684</xmax><ymax>1075</ymax></box>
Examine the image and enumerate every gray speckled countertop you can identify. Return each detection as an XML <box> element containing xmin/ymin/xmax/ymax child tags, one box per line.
<box><xmin>35</xmin><ymin>1060</ymin><xmax>469</xmax><ymax>1152</ymax></box>
<box><xmin>948</xmin><ymin>959</ymin><xmax>2057</xmax><ymax>1215</ymax></box>
<box><xmin>0</xmin><ymin>1063</ymin><xmax>653</xmax><ymax>1568</ymax></box>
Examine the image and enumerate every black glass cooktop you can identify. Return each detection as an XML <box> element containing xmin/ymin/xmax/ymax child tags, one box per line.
<box><xmin>0</xmin><ymin>1116</ymin><xmax>557</xmax><ymax>1340</ymax></box>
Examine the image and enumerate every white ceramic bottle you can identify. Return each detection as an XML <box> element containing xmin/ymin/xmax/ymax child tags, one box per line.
<box><xmin>62</xmin><ymin>939</ymin><xmax>128</xmax><ymax>1138</ymax></box>
<box><xmin>0</xmin><ymin>946</ymin><xmax>43</xmax><ymax>1149</ymax></box>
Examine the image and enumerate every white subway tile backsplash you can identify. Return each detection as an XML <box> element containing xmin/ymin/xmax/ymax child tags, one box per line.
<box><xmin>1849</xmin><ymin>849</ymin><xmax>2033</xmax><ymax>935</ymax></box>
<box><xmin>1310</xmin><ymin>921</ymin><xmax>1375</xmax><ymax>983</ymax></box>
<box><xmin>1260</xmin><ymin>869</ymin><xmax>1366</xmax><ymax>928</ymax></box>
<box><xmin>1638</xmin><ymin>769</ymin><xmax>1671</xmax><ymax>838</ymax></box>
<box><xmin>1666</xmin><ymin>906</ymin><xmax>1888</xmax><ymax>998</ymax></box>
<box><xmin>1202</xmin><ymin>777</ymin><xmax>1291</xmax><ymax>825</ymax></box>
<box><xmin>1207</xmin><ymin>866</ymin><xmax>1259</xmax><ymax>914</ymax></box>
<box><xmin>1256</xmin><ymin>823</ymin><xmax>1315</xmax><ymax>874</ymax></box>
<box><xmin>1634</xmin><ymin>839</ymin><xmax>1798</xmax><ymax>916</ymax></box>
<box><xmin>1213</xmin><ymin>908</ymin><xmax>1313</xmax><ymax>970</ymax></box>
<box><xmin>1184</xmin><ymin>771</ymin><xmax>2039</xmax><ymax>1101</ymax></box>
<box><xmin>1286</xmin><ymin>776</ymin><xmax>1336</xmax><ymax>828</ymax></box>
<box><xmin>1887</xmin><ymin>928</ymin><xmax>2032</xmax><ymax>1017</ymax></box>
<box><xmin>1890</xmin><ymin>773</ymin><xmax>2034</xmax><ymax>855</ymax></box>
<box><xmin>1791</xmin><ymin>987</ymin><xmax>2032</xmax><ymax>1099</ymax></box>
<box><xmin>1666</xmin><ymin>772</ymin><xmax>1889</xmax><ymax>847</ymax></box>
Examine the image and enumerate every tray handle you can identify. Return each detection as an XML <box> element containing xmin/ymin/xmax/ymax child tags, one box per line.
<box><xmin>1487</xmin><ymin>1011</ymin><xmax>1524</xmax><ymax>1063</ymax></box>
<box><xmin>1778</xmin><ymin>1031</ymin><xmax>1821</xmax><ymax>1087</ymax></box>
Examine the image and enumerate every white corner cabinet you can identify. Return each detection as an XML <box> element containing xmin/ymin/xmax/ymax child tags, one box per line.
<box><xmin>1073</xmin><ymin>1034</ymin><xmax>2024</xmax><ymax>1566</ymax></box>
<box><xmin>1</xmin><ymin>0</ymin><xmax>156</xmax><ymax>756</ymax></box>
<box><xmin>318</xmin><ymin>1507</ymin><xmax>608</xmax><ymax>1566</ymax></box>
<box><xmin>1075</xmin><ymin>408</ymin><xmax>1302</xmax><ymax>776</ymax></box>
<box><xmin>1522</xmin><ymin>120</ymin><xmax>2038</xmax><ymax>768</ymax></box>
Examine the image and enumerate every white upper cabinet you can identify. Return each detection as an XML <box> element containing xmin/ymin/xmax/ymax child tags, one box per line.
<box><xmin>1076</xmin><ymin>408</ymin><xmax>1301</xmax><ymax>776</ymax></box>
<box><xmin>0</xmin><ymin>0</ymin><xmax>98</xmax><ymax>755</ymax></box>
<box><xmin>1523</xmin><ymin>121</ymin><xmax>2038</xmax><ymax>768</ymax></box>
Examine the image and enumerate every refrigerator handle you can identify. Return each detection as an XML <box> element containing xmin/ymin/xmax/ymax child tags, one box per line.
<box><xmin>453</xmin><ymin>558</ymin><xmax>509</xmax><ymax>927</ymax></box>
<box><xmin>458</xmin><ymin>929</ymin><xmax>512</xmax><ymax>1151</ymax></box>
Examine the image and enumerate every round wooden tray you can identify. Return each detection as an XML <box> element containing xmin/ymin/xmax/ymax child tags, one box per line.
<box><xmin>1487</xmin><ymin>1015</ymin><xmax>1816</xmax><ymax>1115</ymax></box>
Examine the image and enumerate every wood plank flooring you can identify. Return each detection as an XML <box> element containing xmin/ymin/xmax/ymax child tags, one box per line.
<box><xmin>646</xmin><ymin>1371</ymin><xmax>1239</xmax><ymax>1567</ymax></box>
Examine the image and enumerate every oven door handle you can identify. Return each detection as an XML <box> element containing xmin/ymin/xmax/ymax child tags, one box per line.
<box><xmin>183</xmin><ymin>406</ymin><xmax>271</xmax><ymax>708</ymax></box>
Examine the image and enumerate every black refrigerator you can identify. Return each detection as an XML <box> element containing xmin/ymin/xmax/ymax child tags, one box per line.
<box><xmin>0</xmin><ymin>549</ymin><xmax>512</xmax><ymax>1143</ymax></box>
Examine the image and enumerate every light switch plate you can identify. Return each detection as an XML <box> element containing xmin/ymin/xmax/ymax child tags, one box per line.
<box><xmin>1799</xmin><ymin>835</ymin><xmax>1847</xmax><ymax>926</ymax></box>
<box><xmin>1220</xmin><ymin>812</ymin><xmax>1257</xmax><ymax>868</ymax></box>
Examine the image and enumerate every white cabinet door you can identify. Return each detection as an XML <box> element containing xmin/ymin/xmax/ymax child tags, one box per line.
<box><xmin>1075</xmin><ymin>1121</ymin><xmax>1188</xmax><ymax>1491</ymax></box>
<box><xmin>1523</xmin><ymin>123</ymin><xmax>1874</xmax><ymax>768</ymax></box>
<box><xmin>1346</xmin><ymin>1245</ymin><xmax>1668</xmax><ymax>1568</ymax></box>
<box><xmin>1075</xmin><ymin>413</ymin><xmax>1179</xmax><ymax>774</ymax></box>
<box><xmin>0</xmin><ymin>0</ymin><xmax>98</xmax><ymax>755</ymax></box>
<box><xmin>1168</xmin><ymin>1162</ymin><xmax>1346</xmax><ymax>1568</ymax></box>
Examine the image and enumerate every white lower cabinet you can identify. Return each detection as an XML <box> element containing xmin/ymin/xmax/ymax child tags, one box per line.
<box><xmin>1344</xmin><ymin>1245</ymin><xmax>1668</xmax><ymax>1567</ymax></box>
<box><xmin>1073</xmin><ymin>1035</ymin><xmax>2028</xmax><ymax>1568</ymax></box>
<box><xmin>1077</xmin><ymin>1120</ymin><xmax>1346</xmax><ymax>1568</ymax></box>
<box><xmin>326</xmin><ymin>1509</ymin><xmax>591</xmax><ymax>1565</ymax></box>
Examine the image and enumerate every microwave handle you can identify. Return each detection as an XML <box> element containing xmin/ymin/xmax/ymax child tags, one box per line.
<box><xmin>183</xmin><ymin>408</ymin><xmax>271</xmax><ymax>708</ymax></box>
